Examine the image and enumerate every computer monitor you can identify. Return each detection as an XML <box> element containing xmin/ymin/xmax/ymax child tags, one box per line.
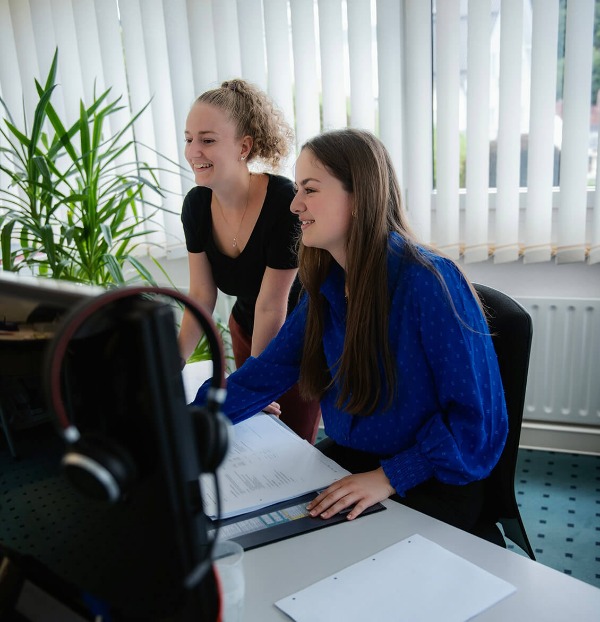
<box><xmin>0</xmin><ymin>272</ymin><xmax>221</xmax><ymax>620</ymax></box>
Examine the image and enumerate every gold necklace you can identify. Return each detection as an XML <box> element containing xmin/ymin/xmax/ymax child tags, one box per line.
<box><xmin>217</xmin><ymin>174</ymin><xmax>252</xmax><ymax>248</ymax></box>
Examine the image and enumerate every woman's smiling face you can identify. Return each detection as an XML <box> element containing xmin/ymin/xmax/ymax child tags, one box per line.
<box><xmin>184</xmin><ymin>102</ymin><xmax>245</xmax><ymax>188</ymax></box>
<box><xmin>290</xmin><ymin>148</ymin><xmax>353</xmax><ymax>267</ymax></box>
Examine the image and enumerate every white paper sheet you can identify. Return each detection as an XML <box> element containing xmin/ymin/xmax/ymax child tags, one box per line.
<box><xmin>275</xmin><ymin>534</ymin><xmax>516</xmax><ymax>622</ymax></box>
<box><xmin>200</xmin><ymin>414</ymin><xmax>350</xmax><ymax>519</ymax></box>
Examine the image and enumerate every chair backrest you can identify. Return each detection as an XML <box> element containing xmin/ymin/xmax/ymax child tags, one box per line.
<box><xmin>473</xmin><ymin>283</ymin><xmax>533</xmax><ymax>523</ymax></box>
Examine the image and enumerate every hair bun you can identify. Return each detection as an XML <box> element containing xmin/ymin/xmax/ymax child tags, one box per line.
<box><xmin>223</xmin><ymin>79</ymin><xmax>241</xmax><ymax>93</ymax></box>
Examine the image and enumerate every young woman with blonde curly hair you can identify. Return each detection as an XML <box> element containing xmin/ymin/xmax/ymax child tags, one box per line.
<box><xmin>179</xmin><ymin>78</ymin><xmax>321</xmax><ymax>443</ymax></box>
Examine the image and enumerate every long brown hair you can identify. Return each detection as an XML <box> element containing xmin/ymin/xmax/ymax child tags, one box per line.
<box><xmin>298</xmin><ymin>129</ymin><xmax>422</xmax><ymax>415</ymax></box>
<box><xmin>297</xmin><ymin>129</ymin><xmax>483</xmax><ymax>416</ymax></box>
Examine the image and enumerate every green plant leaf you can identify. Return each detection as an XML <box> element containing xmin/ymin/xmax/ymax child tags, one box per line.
<box><xmin>187</xmin><ymin>320</ymin><xmax>233</xmax><ymax>366</ymax></box>
<box><xmin>103</xmin><ymin>254</ymin><xmax>125</xmax><ymax>285</ymax></box>
<box><xmin>125</xmin><ymin>255</ymin><xmax>159</xmax><ymax>285</ymax></box>
<box><xmin>1</xmin><ymin>220</ymin><xmax>17</xmax><ymax>270</ymax></box>
<box><xmin>0</xmin><ymin>48</ymin><xmax>180</xmax><ymax>288</ymax></box>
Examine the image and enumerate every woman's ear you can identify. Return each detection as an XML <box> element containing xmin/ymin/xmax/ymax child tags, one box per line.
<box><xmin>240</xmin><ymin>135</ymin><xmax>254</xmax><ymax>160</ymax></box>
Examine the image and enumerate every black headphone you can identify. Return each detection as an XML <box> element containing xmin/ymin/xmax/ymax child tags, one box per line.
<box><xmin>44</xmin><ymin>286</ymin><xmax>230</xmax><ymax>504</ymax></box>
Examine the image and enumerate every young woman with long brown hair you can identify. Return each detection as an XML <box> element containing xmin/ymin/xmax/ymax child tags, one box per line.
<box><xmin>193</xmin><ymin>128</ymin><xmax>508</xmax><ymax>532</ymax></box>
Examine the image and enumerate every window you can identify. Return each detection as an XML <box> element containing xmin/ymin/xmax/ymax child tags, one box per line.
<box><xmin>0</xmin><ymin>0</ymin><xmax>598</xmax><ymax>264</ymax></box>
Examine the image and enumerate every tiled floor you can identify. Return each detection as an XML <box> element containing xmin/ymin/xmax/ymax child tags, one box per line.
<box><xmin>509</xmin><ymin>448</ymin><xmax>600</xmax><ymax>588</ymax></box>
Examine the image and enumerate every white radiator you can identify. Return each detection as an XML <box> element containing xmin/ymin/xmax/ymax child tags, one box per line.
<box><xmin>517</xmin><ymin>296</ymin><xmax>600</xmax><ymax>426</ymax></box>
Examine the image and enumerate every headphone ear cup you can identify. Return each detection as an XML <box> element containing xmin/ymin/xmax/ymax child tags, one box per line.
<box><xmin>190</xmin><ymin>406</ymin><xmax>230</xmax><ymax>472</ymax></box>
<box><xmin>61</xmin><ymin>435</ymin><xmax>138</xmax><ymax>503</ymax></box>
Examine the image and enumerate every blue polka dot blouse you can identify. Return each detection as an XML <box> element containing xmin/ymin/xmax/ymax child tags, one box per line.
<box><xmin>193</xmin><ymin>233</ymin><xmax>508</xmax><ymax>496</ymax></box>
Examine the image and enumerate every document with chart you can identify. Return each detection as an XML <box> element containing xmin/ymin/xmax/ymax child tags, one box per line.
<box><xmin>200</xmin><ymin>414</ymin><xmax>350</xmax><ymax>520</ymax></box>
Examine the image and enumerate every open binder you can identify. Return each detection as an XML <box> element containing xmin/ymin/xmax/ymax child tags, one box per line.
<box><xmin>202</xmin><ymin>414</ymin><xmax>386</xmax><ymax>549</ymax></box>
<box><xmin>212</xmin><ymin>491</ymin><xmax>385</xmax><ymax>550</ymax></box>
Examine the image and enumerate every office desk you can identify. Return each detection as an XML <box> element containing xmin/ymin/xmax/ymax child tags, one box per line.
<box><xmin>243</xmin><ymin>499</ymin><xmax>600</xmax><ymax>621</ymax></box>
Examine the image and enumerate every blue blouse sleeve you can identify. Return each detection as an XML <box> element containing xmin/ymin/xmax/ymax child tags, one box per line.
<box><xmin>191</xmin><ymin>296</ymin><xmax>307</xmax><ymax>424</ymax></box>
<box><xmin>380</xmin><ymin>260</ymin><xmax>508</xmax><ymax>493</ymax></box>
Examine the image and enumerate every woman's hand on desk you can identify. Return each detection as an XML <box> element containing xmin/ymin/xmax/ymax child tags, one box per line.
<box><xmin>306</xmin><ymin>468</ymin><xmax>395</xmax><ymax>521</ymax></box>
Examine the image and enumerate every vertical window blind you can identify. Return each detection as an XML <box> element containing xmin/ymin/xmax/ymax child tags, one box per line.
<box><xmin>465</xmin><ymin>0</ymin><xmax>491</xmax><ymax>264</ymax></box>
<box><xmin>525</xmin><ymin>0</ymin><xmax>559</xmax><ymax>264</ymax></box>
<box><xmin>494</xmin><ymin>0</ymin><xmax>524</xmax><ymax>264</ymax></box>
<box><xmin>400</xmin><ymin>0</ymin><xmax>433</xmax><ymax>242</ymax></box>
<box><xmin>558</xmin><ymin>0</ymin><xmax>595</xmax><ymax>263</ymax></box>
<box><xmin>434</xmin><ymin>0</ymin><xmax>461</xmax><ymax>260</ymax></box>
<box><xmin>0</xmin><ymin>0</ymin><xmax>598</xmax><ymax>264</ymax></box>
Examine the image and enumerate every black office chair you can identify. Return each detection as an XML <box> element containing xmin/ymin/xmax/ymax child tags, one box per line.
<box><xmin>471</xmin><ymin>283</ymin><xmax>536</xmax><ymax>560</ymax></box>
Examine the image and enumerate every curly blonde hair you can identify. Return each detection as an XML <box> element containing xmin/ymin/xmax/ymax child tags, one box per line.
<box><xmin>196</xmin><ymin>79</ymin><xmax>294</xmax><ymax>171</ymax></box>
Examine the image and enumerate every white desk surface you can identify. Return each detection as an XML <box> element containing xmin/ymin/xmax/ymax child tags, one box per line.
<box><xmin>243</xmin><ymin>499</ymin><xmax>600</xmax><ymax>621</ymax></box>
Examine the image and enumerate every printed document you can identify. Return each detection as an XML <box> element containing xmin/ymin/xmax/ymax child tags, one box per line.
<box><xmin>200</xmin><ymin>414</ymin><xmax>350</xmax><ymax>519</ymax></box>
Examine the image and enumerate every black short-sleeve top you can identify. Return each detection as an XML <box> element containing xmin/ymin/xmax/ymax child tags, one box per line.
<box><xmin>181</xmin><ymin>174</ymin><xmax>301</xmax><ymax>336</ymax></box>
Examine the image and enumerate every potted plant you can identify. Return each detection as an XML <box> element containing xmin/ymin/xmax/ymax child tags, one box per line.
<box><xmin>0</xmin><ymin>49</ymin><xmax>165</xmax><ymax>286</ymax></box>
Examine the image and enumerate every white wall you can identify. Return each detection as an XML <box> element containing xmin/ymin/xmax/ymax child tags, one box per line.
<box><xmin>144</xmin><ymin>254</ymin><xmax>600</xmax><ymax>301</ymax></box>
<box><xmin>461</xmin><ymin>259</ymin><xmax>600</xmax><ymax>299</ymax></box>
